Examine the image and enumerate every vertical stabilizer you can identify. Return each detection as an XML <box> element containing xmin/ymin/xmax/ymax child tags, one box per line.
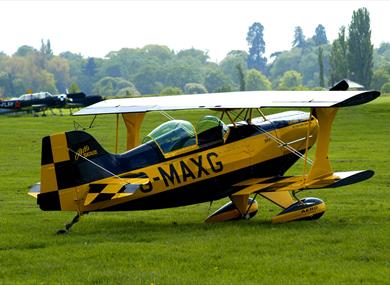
<box><xmin>37</xmin><ymin>131</ymin><xmax>111</xmax><ymax>211</ymax></box>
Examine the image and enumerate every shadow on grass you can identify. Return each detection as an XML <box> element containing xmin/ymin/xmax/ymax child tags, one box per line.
<box><xmin>65</xmin><ymin>212</ymin><xmax>338</xmax><ymax>240</ymax></box>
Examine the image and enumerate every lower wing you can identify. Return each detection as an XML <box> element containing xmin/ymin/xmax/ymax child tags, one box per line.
<box><xmin>232</xmin><ymin>170</ymin><xmax>374</xmax><ymax>208</ymax></box>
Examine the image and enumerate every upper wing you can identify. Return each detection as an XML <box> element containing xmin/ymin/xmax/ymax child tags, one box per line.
<box><xmin>74</xmin><ymin>90</ymin><xmax>380</xmax><ymax>116</ymax></box>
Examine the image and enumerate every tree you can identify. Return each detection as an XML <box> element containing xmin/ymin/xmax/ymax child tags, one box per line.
<box><xmin>236</xmin><ymin>64</ymin><xmax>246</xmax><ymax>91</ymax></box>
<box><xmin>329</xmin><ymin>26</ymin><xmax>348</xmax><ymax>85</ymax></box>
<box><xmin>117</xmin><ymin>86</ymin><xmax>140</xmax><ymax>97</ymax></box>
<box><xmin>84</xmin><ymin>57</ymin><xmax>97</xmax><ymax>77</ymax></box>
<box><xmin>160</xmin><ymin>86</ymin><xmax>183</xmax><ymax>95</ymax></box>
<box><xmin>292</xmin><ymin>26</ymin><xmax>306</xmax><ymax>48</ymax></box>
<box><xmin>40</xmin><ymin>39</ymin><xmax>53</xmax><ymax>58</ymax></box>
<box><xmin>46</xmin><ymin>57</ymin><xmax>71</xmax><ymax>93</ymax></box>
<box><xmin>318</xmin><ymin>46</ymin><xmax>325</xmax><ymax>87</ymax></box>
<box><xmin>177</xmin><ymin>48</ymin><xmax>209</xmax><ymax>64</ymax></box>
<box><xmin>220</xmin><ymin>50</ymin><xmax>248</xmax><ymax>87</ymax></box>
<box><xmin>184</xmin><ymin>83</ymin><xmax>207</xmax><ymax>94</ymax></box>
<box><xmin>269</xmin><ymin>48</ymin><xmax>301</xmax><ymax>85</ymax></box>
<box><xmin>371</xmin><ymin>63</ymin><xmax>390</xmax><ymax>90</ymax></box>
<box><xmin>141</xmin><ymin>45</ymin><xmax>174</xmax><ymax>62</ymax></box>
<box><xmin>381</xmin><ymin>82</ymin><xmax>390</xmax><ymax>94</ymax></box>
<box><xmin>277</xmin><ymin>70</ymin><xmax>303</xmax><ymax>90</ymax></box>
<box><xmin>246</xmin><ymin>22</ymin><xmax>267</xmax><ymax>74</ymax></box>
<box><xmin>132</xmin><ymin>64</ymin><xmax>165</xmax><ymax>94</ymax></box>
<box><xmin>313</xmin><ymin>24</ymin><xmax>328</xmax><ymax>46</ymax></box>
<box><xmin>164</xmin><ymin>61</ymin><xmax>203</xmax><ymax>90</ymax></box>
<box><xmin>68</xmin><ymin>82</ymin><xmax>81</xmax><ymax>93</ymax></box>
<box><xmin>93</xmin><ymin>77</ymin><xmax>139</xmax><ymax>96</ymax></box>
<box><xmin>374</xmin><ymin>42</ymin><xmax>390</xmax><ymax>69</ymax></box>
<box><xmin>245</xmin><ymin>69</ymin><xmax>271</xmax><ymax>90</ymax></box>
<box><xmin>13</xmin><ymin>46</ymin><xmax>36</xmax><ymax>57</ymax></box>
<box><xmin>204</xmin><ymin>70</ymin><xmax>231</xmax><ymax>93</ymax></box>
<box><xmin>37</xmin><ymin>39</ymin><xmax>53</xmax><ymax>68</ymax></box>
<box><xmin>347</xmin><ymin>7</ymin><xmax>373</xmax><ymax>88</ymax></box>
<box><xmin>0</xmin><ymin>72</ymin><xmax>14</xmax><ymax>97</ymax></box>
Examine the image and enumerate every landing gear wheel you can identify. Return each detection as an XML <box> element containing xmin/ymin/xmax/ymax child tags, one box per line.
<box><xmin>56</xmin><ymin>213</ymin><xmax>82</xmax><ymax>235</ymax></box>
<box><xmin>272</xmin><ymin>197</ymin><xmax>326</xmax><ymax>223</ymax></box>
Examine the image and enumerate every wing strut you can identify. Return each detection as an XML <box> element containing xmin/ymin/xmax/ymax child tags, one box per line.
<box><xmin>302</xmin><ymin>109</ymin><xmax>313</xmax><ymax>182</ymax></box>
<box><xmin>307</xmin><ymin>107</ymin><xmax>338</xmax><ymax>181</ymax></box>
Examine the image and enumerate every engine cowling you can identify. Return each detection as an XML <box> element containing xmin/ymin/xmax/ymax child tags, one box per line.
<box><xmin>205</xmin><ymin>198</ymin><xmax>258</xmax><ymax>223</ymax></box>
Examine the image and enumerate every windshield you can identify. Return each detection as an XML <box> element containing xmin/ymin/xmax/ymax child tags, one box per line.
<box><xmin>143</xmin><ymin>120</ymin><xmax>197</xmax><ymax>154</ymax></box>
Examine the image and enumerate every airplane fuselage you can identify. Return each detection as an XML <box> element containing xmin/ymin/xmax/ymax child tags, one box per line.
<box><xmin>76</xmin><ymin>111</ymin><xmax>319</xmax><ymax>212</ymax></box>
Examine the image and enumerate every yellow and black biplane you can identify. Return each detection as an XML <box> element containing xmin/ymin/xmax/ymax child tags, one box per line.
<box><xmin>29</xmin><ymin>80</ymin><xmax>380</xmax><ymax>233</ymax></box>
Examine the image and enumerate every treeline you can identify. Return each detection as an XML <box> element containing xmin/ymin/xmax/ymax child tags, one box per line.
<box><xmin>0</xmin><ymin>7</ymin><xmax>389</xmax><ymax>98</ymax></box>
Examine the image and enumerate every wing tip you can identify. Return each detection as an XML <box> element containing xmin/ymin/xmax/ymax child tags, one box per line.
<box><xmin>333</xmin><ymin>90</ymin><xmax>381</xmax><ymax>107</ymax></box>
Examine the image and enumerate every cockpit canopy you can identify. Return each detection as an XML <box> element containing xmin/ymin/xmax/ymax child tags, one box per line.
<box><xmin>18</xmin><ymin>92</ymin><xmax>52</xmax><ymax>101</ymax></box>
<box><xmin>143</xmin><ymin>120</ymin><xmax>197</xmax><ymax>154</ymax></box>
<box><xmin>143</xmin><ymin>116</ymin><xmax>227</xmax><ymax>156</ymax></box>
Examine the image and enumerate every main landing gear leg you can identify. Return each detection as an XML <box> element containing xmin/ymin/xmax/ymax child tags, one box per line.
<box><xmin>57</xmin><ymin>212</ymin><xmax>83</xmax><ymax>235</ymax></box>
<box><xmin>292</xmin><ymin>191</ymin><xmax>303</xmax><ymax>204</ymax></box>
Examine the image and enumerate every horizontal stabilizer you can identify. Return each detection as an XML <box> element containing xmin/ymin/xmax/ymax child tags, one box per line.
<box><xmin>84</xmin><ymin>177</ymin><xmax>150</xmax><ymax>206</ymax></box>
<box><xmin>28</xmin><ymin>182</ymin><xmax>41</xmax><ymax>198</ymax></box>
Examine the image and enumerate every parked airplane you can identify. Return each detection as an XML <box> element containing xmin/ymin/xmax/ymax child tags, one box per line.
<box><xmin>0</xmin><ymin>91</ymin><xmax>103</xmax><ymax>115</ymax></box>
<box><xmin>28</xmin><ymin>80</ymin><xmax>380</xmax><ymax>233</ymax></box>
<box><xmin>65</xmin><ymin>92</ymin><xmax>103</xmax><ymax>112</ymax></box>
<box><xmin>0</xmin><ymin>91</ymin><xmax>67</xmax><ymax>115</ymax></box>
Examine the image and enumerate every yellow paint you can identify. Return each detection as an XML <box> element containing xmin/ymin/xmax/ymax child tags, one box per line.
<box><xmin>84</xmin><ymin>193</ymin><xmax>99</xmax><ymax>206</ymax></box>
<box><xmin>82</xmin><ymin>118</ymin><xmax>320</xmax><ymax>212</ymax></box>
<box><xmin>272</xmin><ymin>201</ymin><xmax>326</xmax><ymax>223</ymax></box>
<box><xmin>122</xmin><ymin>113</ymin><xmax>146</xmax><ymax>150</ymax></box>
<box><xmin>28</xmin><ymin>192</ymin><xmax>39</xmax><ymax>198</ymax></box>
<box><xmin>233</xmin><ymin>177</ymin><xmax>270</xmax><ymax>187</ymax></box>
<box><xmin>115</xmin><ymin>114</ymin><xmax>119</xmax><ymax>153</ymax></box>
<box><xmin>50</xmin><ymin>133</ymin><xmax>70</xmax><ymax>163</ymax></box>
<box><xmin>74</xmin><ymin>145</ymin><xmax>97</xmax><ymax>160</ymax></box>
<box><xmin>205</xmin><ymin>209</ymin><xmax>241</xmax><ymax>223</ymax></box>
<box><xmin>39</xmin><ymin>114</ymin><xmax>324</xmax><ymax>214</ymax></box>
<box><xmin>112</xmin><ymin>193</ymin><xmax>133</xmax><ymax>199</ymax></box>
<box><xmin>231</xmin><ymin>194</ymin><xmax>249</xmax><ymax>216</ymax></box>
<box><xmin>308</xmin><ymin>108</ymin><xmax>338</xmax><ymax>181</ymax></box>
<box><xmin>101</xmin><ymin>183</ymin><xmax>124</xmax><ymax>194</ymax></box>
<box><xmin>205</xmin><ymin>200</ymin><xmax>258</xmax><ymax>223</ymax></box>
<box><xmin>162</xmin><ymin>144</ymin><xmax>199</xmax><ymax>159</ymax></box>
<box><xmin>260</xmin><ymin>192</ymin><xmax>293</xmax><ymax>209</ymax></box>
<box><xmin>58</xmin><ymin>186</ymin><xmax>86</xmax><ymax>211</ymax></box>
<box><xmin>40</xmin><ymin>164</ymin><xmax>57</xmax><ymax>193</ymax></box>
<box><xmin>303</xmin><ymin>111</ymin><xmax>313</xmax><ymax>178</ymax></box>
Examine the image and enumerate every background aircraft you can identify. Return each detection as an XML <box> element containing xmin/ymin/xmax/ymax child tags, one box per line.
<box><xmin>0</xmin><ymin>91</ymin><xmax>103</xmax><ymax>115</ymax></box>
<box><xmin>65</xmin><ymin>92</ymin><xmax>103</xmax><ymax>113</ymax></box>
<box><xmin>0</xmin><ymin>91</ymin><xmax>67</xmax><ymax>115</ymax></box>
<box><xmin>28</xmin><ymin>80</ymin><xmax>380</xmax><ymax>233</ymax></box>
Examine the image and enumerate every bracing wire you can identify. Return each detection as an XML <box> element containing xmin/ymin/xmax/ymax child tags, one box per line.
<box><xmin>160</xmin><ymin>108</ymin><xmax>311</xmax><ymax>164</ymax></box>
<box><xmin>159</xmin><ymin>110</ymin><xmax>195</xmax><ymax>136</ymax></box>
<box><xmin>230</xmin><ymin>110</ymin><xmax>313</xmax><ymax>165</ymax></box>
<box><xmin>160</xmin><ymin>110</ymin><xmax>175</xmax><ymax>121</ymax></box>
<box><xmin>68</xmin><ymin>148</ymin><xmax>125</xmax><ymax>182</ymax></box>
<box><xmin>73</xmin><ymin>115</ymin><xmax>97</xmax><ymax>131</ymax></box>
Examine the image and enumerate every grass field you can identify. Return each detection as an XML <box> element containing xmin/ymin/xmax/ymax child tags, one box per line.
<box><xmin>0</xmin><ymin>97</ymin><xmax>389</xmax><ymax>284</ymax></box>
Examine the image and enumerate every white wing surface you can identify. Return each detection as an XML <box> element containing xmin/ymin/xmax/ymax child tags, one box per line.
<box><xmin>74</xmin><ymin>90</ymin><xmax>380</xmax><ymax>116</ymax></box>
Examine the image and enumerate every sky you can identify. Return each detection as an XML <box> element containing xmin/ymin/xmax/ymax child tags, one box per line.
<box><xmin>0</xmin><ymin>0</ymin><xmax>389</xmax><ymax>62</ymax></box>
